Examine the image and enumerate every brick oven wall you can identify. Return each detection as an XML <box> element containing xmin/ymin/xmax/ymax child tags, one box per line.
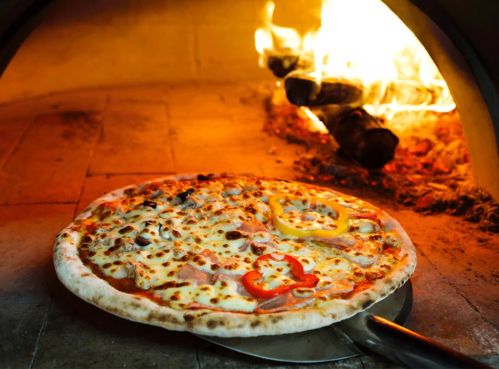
<box><xmin>0</xmin><ymin>0</ymin><xmax>321</xmax><ymax>103</ymax></box>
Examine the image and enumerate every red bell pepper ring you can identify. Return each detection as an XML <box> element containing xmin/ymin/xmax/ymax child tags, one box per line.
<box><xmin>241</xmin><ymin>254</ymin><xmax>319</xmax><ymax>299</ymax></box>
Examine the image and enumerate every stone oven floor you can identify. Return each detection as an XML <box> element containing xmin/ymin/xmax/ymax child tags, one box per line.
<box><xmin>0</xmin><ymin>83</ymin><xmax>498</xmax><ymax>368</ymax></box>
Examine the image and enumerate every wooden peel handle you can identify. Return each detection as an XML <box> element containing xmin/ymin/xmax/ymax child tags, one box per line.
<box><xmin>366</xmin><ymin>315</ymin><xmax>491</xmax><ymax>368</ymax></box>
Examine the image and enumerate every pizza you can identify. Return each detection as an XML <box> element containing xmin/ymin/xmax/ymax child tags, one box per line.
<box><xmin>53</xmin><ymin>174</ymin><xmax>416</xmax><ymax>337</ymax></box>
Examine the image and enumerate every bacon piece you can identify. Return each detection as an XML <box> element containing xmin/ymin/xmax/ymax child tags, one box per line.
<box><xmin>177</xmin><ymin>265</ymin><xmax>213</xmax><ymax>286</ymax></box>
<box><xmin>238</xmin><ymin>219</ymin><xmax>268</xmax><ymax>233</ymax></box>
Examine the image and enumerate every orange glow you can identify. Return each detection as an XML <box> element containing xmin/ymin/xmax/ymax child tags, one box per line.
<box><xmin>299</xmin><ymin>107</ymin><xmax>328</xmax><ymax>133</ymax></box>
<box><xmin>255</xmin><ymin>0</ymin><xmax>455</xmax><ymax>117</ymax></box>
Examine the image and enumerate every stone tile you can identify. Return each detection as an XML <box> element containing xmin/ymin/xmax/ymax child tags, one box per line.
<box><xmin>0</xmin><ymin>116</ymin><xmax>32</xmax><ymax>168</ymax></box>
<box><xmin>135</xmin><ymin>0</ymin><xmax>266</xmax><ymax>25</ymax></box>
<box><xmin>220</xmin><ymin>82</ymin><xmax>274</xmax><ymax>121</ymax></box>
<box><xmin>0</xmin><ymin>204</ymin><xmax>75</xmax><ymax>304</ymax></box>
<box><xmin>89</xmin><ymin>101</ymin><xmax>175</xmax><ymax>175</ymax></box>
<box><xmin>170</xmin><ymin>115</ymin><xmax>268</xmax><ymax>174</ymax></box>
<box><xmin>196</xmin><ymin>336</ymin><xmax>364</xmax><ymax>369</ymax></box>
<box><xmin>408</xmin><ymin>250</ymin><xmax>499</xmax><ymax>356</ymax></box>
<box><xmin>0</xmin><ymin>23</ymin><xmax>195</xmax><ymax>103</ymax></box>
<box><xmin>76</xmin><ymin>174</ymin><xmax>166</xmax><ymax>215</ymax></box>
<box><xmin>0</xmin><ymin>90</ymin><xmax>108</xmax><ymax>118</ymax></box>
<box><xmin>165</xmin><ymin>83</ymin><xmax>234</xmax><ymax>119</ymax></box>
<box><xmin>166</xmin><ymin>82</ymin><xmax>272</xmax><ymax>120</ymax></box>
<box><xmin>33</xmin><ymin>283</ymin><xmax>197</xmax><ymax>368</ymax></box>
<box><xmin>196</xmin><ymin>60</ymin><xmax>270</xmax><ymax>82</ymax></box>
<box><xmin>0</xmin><ymin>302</ymin><xmax>49</xmax><ymax>368</ymax></box>
<box><xmin>272</xmin><ymin>0</ymin><xmax>322</xmax><ymax>30</ymax></box>
<box><xmin>171</xmin><ymin>117</ymin><xmax>257</xmax><ymax>148</ymax></box>
<box><xmin>107</xmin><ymin>84</ymin><xmax>168</xmax><ymax>104</ymax></box>
<box><xmin>390</xmin><ymin>210</ymin><xmax>499</xmax><ymax>286</ymax></box>
<box><xmin>456</xmin><ymin>285</ymin><xmax>499</xmax><ymax>331</ymax></box>
<box><xmin>174</xmin><ymin>145</ymin><xmax>265</xmax><ymax>175</ymax></box>
<box><xmin>196</xmin><ymin>25</ymin><xmax>260</xmax><ymax>63</ymax></box>
<box><xmin>259</xmin><ymin>138</ymin><xmax>307</xmax><ymax>180</ymax></box>
<box><xmin>0</xmin><ymin>112</ymin><xmax>101</xmax><ymax>204</ymax></box>
<box><xmin>40</xmin><ymin>0</ymin><xmax>135</xmax><ymax>28</ymax></box>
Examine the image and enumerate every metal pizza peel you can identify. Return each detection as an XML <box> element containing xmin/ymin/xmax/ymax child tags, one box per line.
<box><xmin>197</xmin><ymin>280</ymin><xmax>490</xmax><ymax>368</ymax></box>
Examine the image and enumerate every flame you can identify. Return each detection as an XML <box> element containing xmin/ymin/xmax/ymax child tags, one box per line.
<box><xmin>255</xmin><ymin>0</ymin><xmax>455</xmax><ymax>116</ymax></box>
<box><xmin>299</xmin><ymin>107</ymin><xmax>329</xmax><ymax>133</ymax></box>
<box><xmin>255</xmin><ymin>2</ymin><xmax>305</xmax><ymax>68</ymax></box>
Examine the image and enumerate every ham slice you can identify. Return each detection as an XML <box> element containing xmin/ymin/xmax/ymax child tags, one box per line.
<box><xmin>256</xmin><ymin>291</ymin><xmax>315</xmax><ymax>313</ymax></box>
<box><xmin>213</xmin><ymin>273</ymin><xmax>253</xmax><ymax>298</ymax></box>
<box><xmin>312</xmin><ymin>237</ymin><xmax>356</xmax><ymax>249</ymax></box>
<box><xmin>316</xmin><ymin>279</ymin><xmax>354</xmax><ymax>294</ymax></box>
<box><xmin>197</xmin><ymin>249</ymin><xmax>221</xmax><ymax>264</ymax></box>
<box><xmin>177</xmin><ymin>249</ymin><xmax>222</xmax><ymax>286</ymax></box>
<box><xmin>177</xmin><ymin>264</ymin><xmax>213</xmax><ymax>286</ymax></box>
<box><xmin>186</xmin><ymin>302</ymin><xmax>230</xmax><ymax>312</ymax></box>
<box><xmin>238</xmin><ymin>240</ymin><xmax>279</xmax><ymax>254</ymax></box>
<box><xmin>238</xmin><ymin>219</ymin><xmax>268</xmax><ymax>233</ymax></box>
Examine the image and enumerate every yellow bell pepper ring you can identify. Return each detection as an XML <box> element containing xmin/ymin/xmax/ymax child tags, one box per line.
<box><xmin>269</xmin><ymin>194</ymin><xmax>349</xmax><ymax>238</ymax></box>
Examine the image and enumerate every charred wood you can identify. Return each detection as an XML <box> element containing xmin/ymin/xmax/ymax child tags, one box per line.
<box><xmin>316</xmin><ymin>107</ymin><xmax>399</xmax><ymax>169</ymax></box>
<box><xmin>267</xmin><ymin>55</ymin><xmax>299</xmax><ymax>78</ymax></box>
<box><xmin>284</xmin><ymin>74</ymin><xmax>363</xmax><ymax>106</ymax></box>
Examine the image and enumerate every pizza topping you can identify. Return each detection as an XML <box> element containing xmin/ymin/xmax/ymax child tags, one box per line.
<box><xmin>176</xmin><ymin>188</ymin><xmax>195</xmax><ymax>203</ymax></box>
<box><xmin>242</xmin><ymin>254</ymin><xmax>319</xmax><ymax>299</ymax></box>
<box><xmin>256</xmin><ymin>290</ymin><xmax>316</xmax><ymax>313</ymax></box>
<box><xmin>269</xmin><ymin>194</ymin><xmax>349</xmax><ymax>239</ymax></box>
<box><xmin>177</xmin><ymin>264</ymin><xmax>214</xmax><ymax>286</ymax></box>
<box><xmin>143</xmin><ymin>200</ymin><xmax>157</xmax><ymax>209</ymax></box>
<box><xmin>135</xmin><ymin>236</ymin><xmax>152</xmax><ymax>247</ymax></box>
<box><xmin>76</xmin><ymin>176</ymin><xmax>405</xmax><ymax>314</ymax></box>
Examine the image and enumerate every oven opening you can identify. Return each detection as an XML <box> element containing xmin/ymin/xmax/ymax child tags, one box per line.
<box><xmin>0</xmin><ymin>0</ymin><xmax>498</xmax><ymax>367</ymax></box>
<box><xmin>255</xmin><ymin>0</ymin><xmax>498</xmax><ymax>233</ymax></box>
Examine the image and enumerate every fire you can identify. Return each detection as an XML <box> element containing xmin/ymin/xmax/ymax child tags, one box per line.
<box><xmin>255</xmin><ymin>0</ymin><xmax>455</xmax><ymax>118</ymax></box>
<box><xmin>299</xmin><ymin>107</ymin><xmax>329</xmax><ymax>134</ymax></box>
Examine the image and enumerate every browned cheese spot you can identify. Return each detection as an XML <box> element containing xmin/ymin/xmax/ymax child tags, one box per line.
<box><xmin>119</xmin><ymin>226</ymin><xmax>135</xmax><ymax>234</ymax></box>
<box><xmin>225</xmin><ymin>231</ymin><xmax>244</xmax><ymax>240</ymax></box>
<box><xmin>250</xmin><ymin>243</ymin><xmax>266</xmax><ymax>256</ymax></box>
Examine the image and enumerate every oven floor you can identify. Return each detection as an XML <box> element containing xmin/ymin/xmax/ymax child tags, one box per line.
<box><xmin>0</xmin><ymin>83</ymin><xmax>498</xmax><ymax>368</ymax></box>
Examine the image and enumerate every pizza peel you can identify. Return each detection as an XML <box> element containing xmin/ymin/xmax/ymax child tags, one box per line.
<box><xmin>197</xmin><ymin>280</ymin><xmax>490</xmax><ymax>368</ymax></box>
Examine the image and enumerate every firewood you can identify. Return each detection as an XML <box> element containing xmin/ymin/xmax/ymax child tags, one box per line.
<box><xmin>266</xmin><ymin>55</ymin><xmax>299</xmax><ymax>78</ymax></box>
<box><xmin>284</xmin><ymin>74</ymin><xmax>363</xmax><ymax>106</ymax></box>
<box><xmin>317</xmin><ymin>107</ymin><xmax>399</xmax><ymax>169</ymax></box>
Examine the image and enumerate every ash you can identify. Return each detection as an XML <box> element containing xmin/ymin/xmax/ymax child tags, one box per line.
<box><xmin>266</xmin><ymin>89</ymin><xmax>499</xmax><ymax>233</ymax></box>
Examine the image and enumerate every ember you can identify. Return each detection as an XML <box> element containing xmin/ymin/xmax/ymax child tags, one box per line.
<box><xmin>265</xmin><ymin>92</ymin><xmax>499</xmax><ymax>232</ymax></box>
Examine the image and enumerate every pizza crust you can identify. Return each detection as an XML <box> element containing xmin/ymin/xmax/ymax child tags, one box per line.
<box><xmin>53</xmin><ymin>173</ymin><xmax>416</xmax><ymax>337</ymax></box>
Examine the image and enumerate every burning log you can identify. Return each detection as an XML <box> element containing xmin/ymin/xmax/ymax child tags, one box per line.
<box><xmin>316</xmin><ymin>107</ymin><xmax>399</xmax><ymax>169</ymax></box>
<box><xmin>284</xmin><ymin>74</ymin><xmax>363</xmax><ymax>106</ymax></box>
<box><xmin>266</xmin><ymin>54</ymin><xmax>300</xmax><ymax>78</ymax></box>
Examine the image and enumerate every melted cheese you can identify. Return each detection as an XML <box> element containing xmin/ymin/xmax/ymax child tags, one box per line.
<box><xmin>78</xmin><ymin>176</ymin><xmax>401</xmax><ymax>313</ymax></box>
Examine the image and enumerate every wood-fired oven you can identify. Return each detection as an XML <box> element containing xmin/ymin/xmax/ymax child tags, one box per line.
<box><xmin>0</xmin><ymin>0</ymin><xmax>498</xmax><ymax>367</ymax></box>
